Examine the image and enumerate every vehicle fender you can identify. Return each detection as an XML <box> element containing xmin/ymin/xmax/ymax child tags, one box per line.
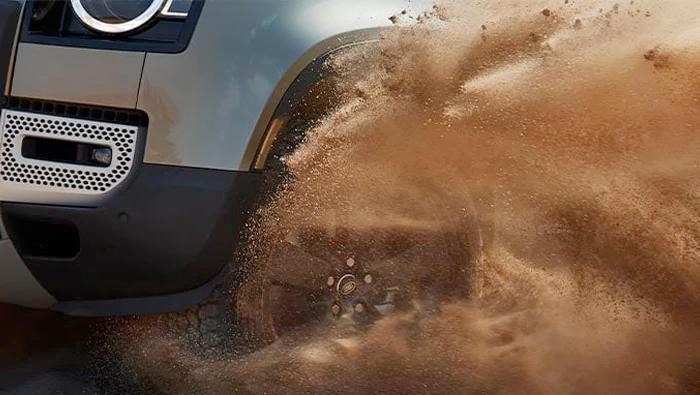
<box><xmin>137</xmin><ymin>0</ymin><xmax>431</xmax><ymax>171</ymax></box>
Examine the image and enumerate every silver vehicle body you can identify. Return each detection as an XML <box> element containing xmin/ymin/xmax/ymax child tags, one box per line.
<box><xmin>0</xmin><ymin>0</ymin><xmax>430</xmax><ymax>314</ymax></box>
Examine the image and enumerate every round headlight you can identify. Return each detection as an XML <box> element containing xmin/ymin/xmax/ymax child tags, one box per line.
<box><xmin>70</xmin><ymin>0</ymin><xmax>166</xmax><ymax>34</ymax></box>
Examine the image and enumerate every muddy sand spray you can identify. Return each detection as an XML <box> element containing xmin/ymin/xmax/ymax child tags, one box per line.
<box><xmin>114</xmin><ymin>1</ymin><xmax>700</xmax><ymax>393</ymax></box>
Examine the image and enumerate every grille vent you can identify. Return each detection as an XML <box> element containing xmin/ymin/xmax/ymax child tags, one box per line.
<box><xmin>6</xmin><ymin>97</ymin><xmax>148</xmax><ymax>127</ymax></box>
<box><xmin>0</xmin><ymin>109</ymin><xmax>140</xmax><ymax>196</ymax></box>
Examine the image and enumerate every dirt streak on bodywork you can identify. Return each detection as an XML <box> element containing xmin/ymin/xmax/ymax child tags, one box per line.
<box><xmin>114</xmin><ymin>1</ymin><xmax>700</xmax><ymax>394</ymax></box>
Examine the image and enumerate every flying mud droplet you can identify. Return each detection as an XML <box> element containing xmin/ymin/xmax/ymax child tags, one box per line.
<box><xmin>644</xmin><ymin>46</ymin><xmax>671</xmax><ymax>69</ymax></box>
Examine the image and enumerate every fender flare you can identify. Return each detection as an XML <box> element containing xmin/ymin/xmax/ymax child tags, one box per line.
<box><xmin>244</xmin><ymin>28</ymin><xmax>384</xmax><ymax>171</ymax></box>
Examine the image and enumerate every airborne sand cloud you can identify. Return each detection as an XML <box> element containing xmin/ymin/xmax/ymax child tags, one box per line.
<box><xmin>115</xmin><ymin>1</ymin><xmax>700</xmax><ymax>393</ymax></box>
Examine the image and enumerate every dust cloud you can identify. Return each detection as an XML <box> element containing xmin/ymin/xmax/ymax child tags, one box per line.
<box><xmin>115</xmin><ymin>1</ymin><xmax>700</xmax><ymax>394</ymax></box>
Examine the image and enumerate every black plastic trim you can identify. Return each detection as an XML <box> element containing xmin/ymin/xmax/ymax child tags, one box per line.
<box><xmin>254</xmin><ymin>43</ymin><xmax>379</xmax><ymax>171</ymax></box>
<box><xmin>2</xmin><ymin>164</ymin><xmax>263</xmax><ymax>300</ymax></box>
<box><xmin>20</xmin><ymin>0</ymin><xmax>204</xmax><ymax>54</ymax></box>
<box><xmin>0</xmin><ymin>1</ymin><xmax>21</xmax><ymax>104</ymax></box>
<box><xmin>51</xmin><ymin>268</ymin><xmax>221</xmax><ymax>316</ymax></box>
<box><xmin>6</xmin><ymin>97</ymin><xmax>149</xmax><ymax>127</ymax></box>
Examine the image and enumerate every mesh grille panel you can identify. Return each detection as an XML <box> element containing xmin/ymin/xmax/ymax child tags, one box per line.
<box><xmin>0</xmin><ymin>110</ymin><xmax>139</xmax><ymax>195</ymax></box>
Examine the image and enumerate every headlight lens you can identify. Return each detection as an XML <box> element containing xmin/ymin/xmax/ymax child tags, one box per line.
<box><xmin>70</xmin><ymin>0</ymin><xmax>166</xmax><ymax>34</ymax></box>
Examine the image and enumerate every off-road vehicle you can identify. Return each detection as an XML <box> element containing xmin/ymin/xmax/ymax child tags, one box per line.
<box><xmin>0</xmin><ymin>0</ymin><xmax>480</xmax><ymax>342</ymax></box>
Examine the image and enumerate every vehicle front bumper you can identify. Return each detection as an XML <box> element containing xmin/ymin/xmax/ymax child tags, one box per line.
<box><xmin>0</xmin><ymin>0</ymin><xmax>56</xmax><ymax>309</ymax></box>
<box><xmin>0</xmin><ymin>1</ymin><xmax>264</xmax><ymax>315</ymax></box>
<box><xmin>2</xmin><ymin>164</ymin><xmax>263</xmax><ymax>302</ymax></box>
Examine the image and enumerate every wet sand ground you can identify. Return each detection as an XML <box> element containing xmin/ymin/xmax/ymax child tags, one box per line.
<box><xmin>0</xmin><ymin>305</ymin><xmax>96</xmax><ymax>393</ymax></box>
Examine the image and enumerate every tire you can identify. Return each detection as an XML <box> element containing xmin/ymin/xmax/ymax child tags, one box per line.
<box><xmin>234</xmin><ymin>211</ymin><xmax>484</xmax><ymax>345</ymax></box>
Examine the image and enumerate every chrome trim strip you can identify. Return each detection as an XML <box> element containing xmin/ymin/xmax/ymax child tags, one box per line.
<box><xmin>160</xmin><ymin>0</ymin><xmax>190</xmax><ymax>19</ymax></box>
<box><xmin>70</xmin><ymin>0</ymin><xmax>167</xmax><ymax>34</ymax></box>
<box><xmin>253</xmin><ymin>117</ymin><xmax>285</xmax><ymax>170</ymax></box>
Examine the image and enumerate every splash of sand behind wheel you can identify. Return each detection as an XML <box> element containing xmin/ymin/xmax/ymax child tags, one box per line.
<box><xmin>117</xmin><ymin>1</ymin><xmax>700</xmax><ymax>393</ymax></box>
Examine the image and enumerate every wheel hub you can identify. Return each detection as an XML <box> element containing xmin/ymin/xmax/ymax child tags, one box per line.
<box><xmin>336</xmin><ymin>274</ymin><xmax>358</xmax><ymax>296</ymax></box>
<box><xmin>323</xmin><ymin>257</ymin><xmax>395</xmax><ymax>323</ymax></box>
<box><xmin>255</xmin><ymin>224</ymin><xmax>480</xmax><ymax>337</ymax></box>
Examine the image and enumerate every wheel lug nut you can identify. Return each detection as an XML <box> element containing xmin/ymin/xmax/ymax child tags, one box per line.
<box><xmin>346</xmin><ymin>258</ymin><xmax>355</xmax><ymax>268</ymax></box>
<box><xmin>327</xmin><ymin>276</ymin><xmax>335</xmax><ymax>287</ymax></box>
<box><xmin>363</xmin><ymin>274</ymin><xmax>373</xmax><ymax>284</ymax></box>
<box><xmin>354</xmin><ymin>303</ymin><xmax>365</xmax><ymax>313</ymax></box>
<box><xmin>331</xmin><ymin>304</ymin><xmax>342</xmax><ymax>316</ymax></box>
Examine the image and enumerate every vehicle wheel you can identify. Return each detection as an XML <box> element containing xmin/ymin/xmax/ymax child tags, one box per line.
<box><xmin>234</xmin><ymin>213</ymin><xmax>484</xmax><ymax>345</ymax></box>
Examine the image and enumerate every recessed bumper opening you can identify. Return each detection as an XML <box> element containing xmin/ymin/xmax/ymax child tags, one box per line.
<box><xmin>3</xmin><ymin>213</ymin><xmax>80</xmax><ymax>261</ymax></box>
